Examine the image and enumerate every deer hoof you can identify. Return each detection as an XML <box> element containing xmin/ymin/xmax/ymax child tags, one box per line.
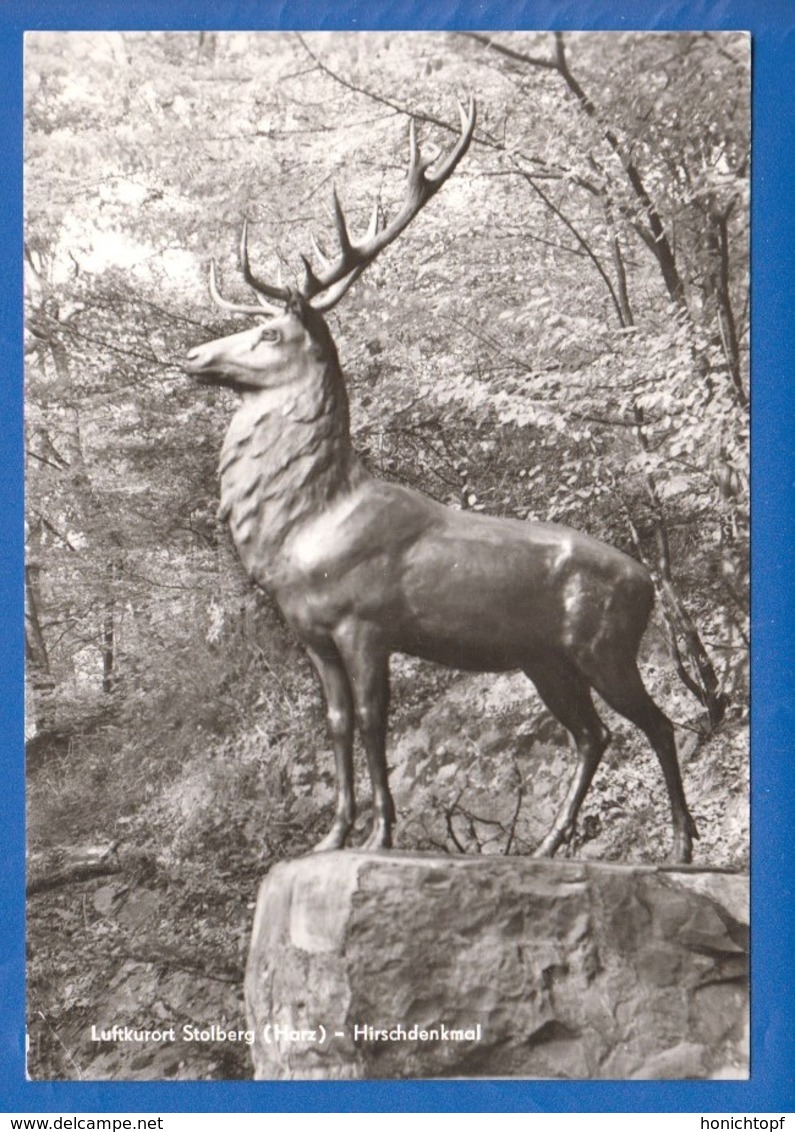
<box><xmin>669</xmin><ymin>836</ymin><xmax>693</xmax><ymax>865</ymax></box>
<box><xmin>362</xmin><ymin>823</ymin><xmax>392</xmax><ymax>851</ymax></box>
<box><xmin>533</xmin><ymin>830</ymin><xmax>565</xmax><ymax>858</ymax></box>
<box><xmin>312</xmin><ymin>822</ymin><xmax>351</xmax><ymax>853</ymax></box>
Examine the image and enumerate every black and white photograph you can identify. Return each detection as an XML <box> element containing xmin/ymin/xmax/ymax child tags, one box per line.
<box><xmin>25</xmin><ymin>30</ymin><xmax>749</xmax><ymax>1082</ymax></box>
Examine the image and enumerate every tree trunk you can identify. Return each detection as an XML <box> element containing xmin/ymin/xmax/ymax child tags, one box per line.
<box><xmin>102</xmin><ymin>562</ymin><xmax>116</xmax><ymax>693</ymax></box>
<box><xmin>25</xmin><ymin>559</ymin><xmax>57</xmax><ymax>734</ymax></box>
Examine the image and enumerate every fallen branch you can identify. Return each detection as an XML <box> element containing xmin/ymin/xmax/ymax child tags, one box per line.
<box><xmin>27</xmin><ymin>843</ymin><xmax>121</xmax><ymax>897</ymax></box>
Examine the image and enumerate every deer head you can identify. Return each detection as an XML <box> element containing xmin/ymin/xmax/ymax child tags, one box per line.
<box><xmin>186</xmin><ymin>97</ymin><xmax>476</xmax><ymax>386</ymax></box>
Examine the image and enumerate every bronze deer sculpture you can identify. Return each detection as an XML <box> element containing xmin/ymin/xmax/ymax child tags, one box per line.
<box><xmin>185</xmin><ymin>98</ymin><xmax>698</xmax><ymax>862</ymax></box>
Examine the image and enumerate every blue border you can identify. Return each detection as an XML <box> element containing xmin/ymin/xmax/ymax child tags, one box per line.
<box><xmin>5</xmin><ymin>0</ymin><xmax>793</xmax><ymax>1114</ymax></box>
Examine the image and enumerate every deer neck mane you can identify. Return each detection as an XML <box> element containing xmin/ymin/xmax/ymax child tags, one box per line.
<box><xmin>217</xmin><ymin>349</ymin><xmax>364</xmax><ymax>576</ymax></box>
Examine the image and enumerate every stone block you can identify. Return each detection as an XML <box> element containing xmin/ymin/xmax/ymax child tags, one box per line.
<box><xmin>245</xmin><ymin>852</ymin><xmax>748</xmax><ymax>1079</ymax></box>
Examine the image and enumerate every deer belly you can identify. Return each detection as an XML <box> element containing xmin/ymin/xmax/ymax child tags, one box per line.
<box><xmin>394</xmin><ymin>537</ymin><xmax>578</xmax><ymax>671</ymax></box>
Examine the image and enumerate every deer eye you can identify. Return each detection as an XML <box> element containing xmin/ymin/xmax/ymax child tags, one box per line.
<box><xmin>252</xmin><ymin>326</ymin><xmax>280</xmax><ymax>350</ymax></box>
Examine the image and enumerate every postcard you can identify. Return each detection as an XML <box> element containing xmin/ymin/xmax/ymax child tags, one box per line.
<box><xmin>7</xmin><ymin>1</ymin><xmax>793</xmax><ymax>1117</ymax></box>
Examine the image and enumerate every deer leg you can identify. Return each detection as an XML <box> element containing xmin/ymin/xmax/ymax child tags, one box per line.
<box><xmin>579</xmin><ymin>655</ymin><xmax>698</xmax><ymax>864</ymax></box>
<box><xmin>525</xmin><ymin>659</ymin><xmax>611</xmax><ymax>859</ymax></box>
<box><xmin>333</xmin><ymin>624</ymin><xmax>394</xmax><ymax>851</ymax></box>
<box><xmin>306</xmin><ymin>646</ymin><xmax>356</xmax><ymax>852</ymax></box>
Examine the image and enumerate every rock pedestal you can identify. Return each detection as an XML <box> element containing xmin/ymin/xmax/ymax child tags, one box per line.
<box><xmin>245</xmin><ymin>852</ymin><xmax>748</xmax><ymax>1080</ymax></box>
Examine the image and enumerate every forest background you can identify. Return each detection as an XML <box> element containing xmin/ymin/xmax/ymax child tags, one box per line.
<box><xmin>24</xmin><ymin>30</ymin><xmax>749</xmax><ymax>1079</ymax></box>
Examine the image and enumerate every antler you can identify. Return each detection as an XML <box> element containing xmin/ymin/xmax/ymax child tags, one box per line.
<box><xmin>208</xmin><ymin>259</ymin><xmax>284</xmax><ymax>316</ymax></box>
<box><xmin>210</xmin><ymin>97</ymin><xmax>476</xmax><ymax>316</ymax></box>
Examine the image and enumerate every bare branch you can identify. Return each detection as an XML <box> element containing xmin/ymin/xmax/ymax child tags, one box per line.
<box><xmin>464</xmin><ymin>32</ymin><xmax>558</xmax><ymax>72</ymax></box>
<box><xmin>516</xmin><ymin>168</ymin><xmax>626</xmax><ymax>325</ymax></box>
<box><xmin>468</xmin><ymin>30</ymin><xmax>687</xmax><ymax>304</ymax></box>
<box><xmin>294</xmin><ymin>33</ymin><xmax>503</xmax><ymax>152</ymax></box>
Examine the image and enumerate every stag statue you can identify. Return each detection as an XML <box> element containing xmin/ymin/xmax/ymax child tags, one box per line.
<box><xmin>185</xmin><ymin>99</ymin><xmax>698</xmax><ymax>862</ymax></box>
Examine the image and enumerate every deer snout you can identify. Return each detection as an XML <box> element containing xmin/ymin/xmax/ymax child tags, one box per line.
<box><xmin>185</xmin><ymin>343</ymin><xmax>228</xmax><ymax>382</ymax></box>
